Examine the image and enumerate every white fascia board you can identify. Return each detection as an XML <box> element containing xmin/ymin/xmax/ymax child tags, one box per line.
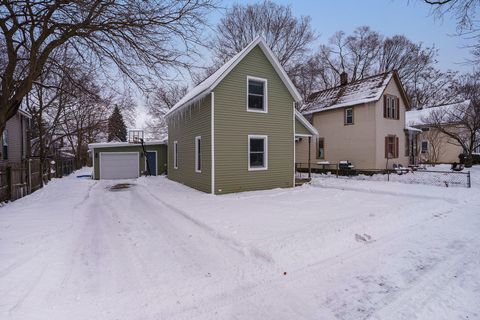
<box><xmin>295</xmin><ymin>110</ymin><xmax>318</xmax><ymax>136</ymax></box>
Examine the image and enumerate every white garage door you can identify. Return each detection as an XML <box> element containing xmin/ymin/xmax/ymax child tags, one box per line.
<box><xmin>99</xmin><ymin>152</ymin><xmax>139</xmax><ymax>179</ymax></box>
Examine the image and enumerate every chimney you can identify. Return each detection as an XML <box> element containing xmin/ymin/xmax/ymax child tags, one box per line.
<box><xmin>340</xmin><ymin>72</ymin><xmax>348</xmax><ymax>86</ymax></box>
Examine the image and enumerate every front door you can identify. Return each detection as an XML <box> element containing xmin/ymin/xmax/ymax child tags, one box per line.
<box><xmin>145</xmin><ymin>151</ymin><xmax>157</xmax><ymax>175</ymax></box>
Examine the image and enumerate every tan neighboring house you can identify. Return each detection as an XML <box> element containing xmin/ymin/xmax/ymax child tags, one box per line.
<box><xmin>297</xmin><ymin>71</ymin><xmax>411</xmax><ymax>170</ymax></box>
<box><xmin>0</xmin><ymin>108</ymin><xmax>31</xmax><ymax>165</ymax></box>
<box><xmin>165</xmin><ymin>36</ymin><xmax>316</xmax><ymax>194</ymax></box>
<box><xmin>405</xmin><ymin>101</ymin><xmax>468</xmax><ymax>164</ymax></box>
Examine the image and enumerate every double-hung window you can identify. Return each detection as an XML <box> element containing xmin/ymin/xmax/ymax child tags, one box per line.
<box><xmin>421</xmin><ymin>140</ymin><xmax>428</xmax><ymax>154</ymax></box>
<box><xmin>195</xmin><ymin>136</ymin><xmax>201</xmax><ymax>173</ymax></box>
<box><xmin>344</xmin><ymin>108</ymin><xmax>354</xmax><ymax>125</ymax></box>
<box><xmin>248</xmin><ymin>135</ymin><xmax>267</xmax><ymax>170</ymax></box>
<box><xmin>173</xmin><ymin>141</ymin><xmax>178</xmax><ymax>169</ymax></box>
<box><xmin>385</xmin><ymin>135</ymin><xmax>399</xmax><ymax>158</ymax></box>
<box><xmin>384</xmin><ymin>95</ymin><xmax>400</xmax><ymax>120</ymax></box>
<box><xmin>247</xmin><ymin>77</ymin><xmax>267</xmax><ymax>112</ymax></box>
<box><xmin>317</xmin><ymin>138</ymin><xmax>325</xmax><ymax>159</ymax></box>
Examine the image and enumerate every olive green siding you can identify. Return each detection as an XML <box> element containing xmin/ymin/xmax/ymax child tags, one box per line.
<box><xmin>295</xmin><ymin>117</ymin><xmax>312</xmax><ymax>136</ymax></box>
<box><xmin>214</xmin><ymin>46</ymin><xmax>295</xmax><ymax>194</ymax></box>
<box><xmin>92</xmin><ymin>144</ymin><xmax>167</xmax><ymax>179</ymax></box>
<box><xmin>167</xmin><ymin>95</ymin><xmax>212</xmax><ymax>193</ymax></box>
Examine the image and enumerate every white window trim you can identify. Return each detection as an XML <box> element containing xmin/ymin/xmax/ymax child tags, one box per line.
<box><xmin>195</xmin><ymin>136</ymin><xmax>201</xmax><ymax>173</ymax></box>
<box><xmin>246</xmin><ymin>76</ymin><xmax>268</xmax><ymax>113</ymax></box>
<box><xmin>173</xmin><ymin>141</ymin><xmax>178</xmax><ymax>169</ymax></box>
<box><xmin>248</xmin><ymin>135</ymin><xmax>268</xmax><ymax>171</ymax></box>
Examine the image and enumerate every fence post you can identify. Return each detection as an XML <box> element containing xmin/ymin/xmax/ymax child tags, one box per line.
<box><xmin>6</xmin><ymin>166</ymin><xmax>11</xmax><ymax>201</ymax></box>
<box><xmin>467</xmin><ymin>171</ymin><xmax>471</xmax><ymax>188</ymax></box>
<box><xmin>28</xmin><ymin>159</ymin><xmax>32</xmax><ymax>194</ymax></box>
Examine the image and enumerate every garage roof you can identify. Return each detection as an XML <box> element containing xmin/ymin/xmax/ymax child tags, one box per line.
<box><xmin>88</xmin><ymin>140</ymin><xmax>166</xmax><ymax>150</ymax></box>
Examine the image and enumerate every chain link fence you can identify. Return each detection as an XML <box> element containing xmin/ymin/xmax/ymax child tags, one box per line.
<box><xmin>296</xmin><ymin>163</ymin><xmax>472</xmax><ymax>188</ymax></box>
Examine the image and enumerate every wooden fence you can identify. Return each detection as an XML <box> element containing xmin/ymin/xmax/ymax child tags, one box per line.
<box><xmin>0</xmin><ymin>157</ymin><xmax>76</xmax><ymax>203</ymax></box>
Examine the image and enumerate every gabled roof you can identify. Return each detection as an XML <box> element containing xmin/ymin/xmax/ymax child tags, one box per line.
<box><xmin>301</xmin><ymin>71</ymin><xmax>409</xmax><ymax>115</ymax></box>
<box><xmin>295</xmin><ymin>110</ymin><xmax>318</xmax><ymax>136</ymax></box>
<box><xmin>406</xmin><ymin>100</ymin><xmax>471</xmax><ymax>126</ymax></box>
<box><xmin>165</xmin><ymin>36</ymin><xmax>302</xmax><ymax>117</ymax></box>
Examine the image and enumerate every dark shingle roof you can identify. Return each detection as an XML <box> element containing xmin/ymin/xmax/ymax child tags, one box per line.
<box><xmin>301</xmin><ymin>72</ymin><xmax>394</xmax><ymax>115</ymax></box>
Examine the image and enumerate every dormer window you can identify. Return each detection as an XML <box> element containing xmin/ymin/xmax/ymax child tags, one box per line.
<box><xmin>247</xmin><ymin>76</ymin><xmax>267</xmax><ymax>112</ymax></box>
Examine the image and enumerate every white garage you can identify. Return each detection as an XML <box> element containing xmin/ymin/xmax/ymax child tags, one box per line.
<box><xmin>99</xmin><ymin>152</ymin><xmax>139</xmax><ymax>180</ymax></box>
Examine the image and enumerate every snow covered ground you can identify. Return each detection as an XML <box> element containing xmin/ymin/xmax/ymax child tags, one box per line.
<box><xmin>1</xmin><ymin>167</ymin><xmax>480</xmax><ymax>320</ymax></box>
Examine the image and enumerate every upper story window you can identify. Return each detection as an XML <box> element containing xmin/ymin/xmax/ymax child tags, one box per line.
<box><xmin>247</xmin><ymin>76</ymin><xmax>267</xmax><ymax>112</ymax></box>
<box><xmin>384</xmin><ymin>95</ymin><xmax>400</xmax><ymax>120</ymax></box>
<box><xmin>344</xmin><ymin>107</ymin><xmax>354</xmax><ymax>125</ymax></box>
<box><xmin>248</xmin><ymin>135</ymin><xmax>268</xmax><ymax>170</ymax></box>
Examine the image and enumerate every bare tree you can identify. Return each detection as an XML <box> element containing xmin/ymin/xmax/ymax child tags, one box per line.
<box><xmin>425</xmin><ymin>72</ymin><xmax>480</xmax><ymax>166</ymax></box>
<box><xmin>288</xmin><ymin>53</ymin><xmax>337</xmax><ymax>102</ymax></box>
<box><xmin>314</xmin><ymin>26</ymin><xmax>450</xmax><ymax>109</ymax></box>
<box><xmin>25</xmin><ymin>47</ymin><xmax>112</xmax><ymax>172</ymax></box>
<box><xmin>0</xmin><ymin>0</ymin><xmax>216</xmax><ymax>136</ymax></box>
<box><xmin>423</xmin><ymin>0</ymin><xmax>480</xmax><ymax>62</ymax></box>
<box><xmin>423</xmin><ymin>128</ymin><xmax>447</xmax><ymax>164</ymax></box>
<box><xmin>211</xmin><ymin>0</ymin><xmax>316</xmax><ymax>70</ymax></box>
<box><xmin>145</xmin><ymin>83</ymin><xmax>188</xmax><ymax>139</ymax></box>
<box><xmin>319</xmin><ymin>27</ymin><xmax>382</xmax><ymax>82</ymax></box>
<box><xmin>408</xmin><ymin>68</ymin><xmax>459</xmax><ymax>108</ymax></box>
<box><xmin>58</xmin><ymin>75</ymin><xmax>110</xmax><ymax>168</ymax></box>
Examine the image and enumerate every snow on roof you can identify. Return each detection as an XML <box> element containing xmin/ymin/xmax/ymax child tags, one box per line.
<box><xmin>165</xmin><ymin>36</ymin><xmax>302</xmax><ymax>117</ymax></box>
<box><xmin>88</xmin><ymin>140</ymin><xmax>167</xmax><ymax>150</ymax></box>
<box><xmin>405</xmin><ymin>100</ymin><xmax>471</xmax><ymax>127</ymax></box>
<box><xmin>18</xmin><ymin>106</ymin><xmax>32</xmax><ymax>118</ymax></box>
<box><xmin>301</xmin><ymin>72</ymin><xmax>394</xmax><ymax>115</ymax></box>
<box><xmin>405</xmin><ymin>126</ymin><xmax>423</xmax><ymax>133</ymax></box>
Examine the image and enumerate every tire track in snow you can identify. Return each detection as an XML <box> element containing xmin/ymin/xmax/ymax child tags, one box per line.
<box><xmin>140</xmin><ymin>184</ymin><xmax>274</xmax><ymax>264</ymax></box>
<box><xmin>170</xmin><ymin>206</ymin><xmax>464</xmax><ymax>319</ymax></box>
<box><xmin>367</xmin><ymin>245</ymin><xmax>479</xmax><ymax>320</ymax></box>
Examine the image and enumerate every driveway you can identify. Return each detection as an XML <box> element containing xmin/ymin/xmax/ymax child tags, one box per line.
<box><xmin>1</xmin><ymin>168</ymin><xmax>480</xmax><ymax>319</ymax></box>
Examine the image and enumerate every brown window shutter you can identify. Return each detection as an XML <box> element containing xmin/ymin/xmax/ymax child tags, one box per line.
<box><xmin>396</xmin><ymin>98</ymin><xmax>400</xmax><ymax>119</ymax></box>
<box><xmin>395</xmin><ymin>136</ymin><xmax>399</xmax><ymax>158</ymax></box>
<box><xmin>383</xmin><ymin>96</ymin><xmax>387</xmax><ymax>118</ymax></box>
<box><xmin>385</xmin><ymin>137</ymin><xmax>388</xmax><ymax>158</ymax></box>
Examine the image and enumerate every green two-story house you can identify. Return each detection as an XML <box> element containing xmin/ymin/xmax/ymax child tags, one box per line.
<box><xmin>165</xmin><ymin>37</ymin><xmax>317</xmax><ymax>194</ymax></box>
